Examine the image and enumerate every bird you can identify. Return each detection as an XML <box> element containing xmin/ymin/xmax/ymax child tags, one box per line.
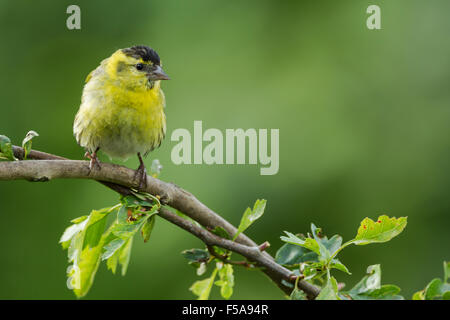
<box><xmin>73</xmin><ymin>45</ymin><xmax>170</xmax><ymax>189</ymax></box>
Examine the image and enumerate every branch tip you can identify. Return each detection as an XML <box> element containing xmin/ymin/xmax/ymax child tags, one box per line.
<box><xmin>258</xmin><ymin>241</ymin><xmax>270</xmax><ymax>251</ymax></box>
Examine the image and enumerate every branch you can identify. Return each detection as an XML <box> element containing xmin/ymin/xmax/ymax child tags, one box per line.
<box><xmin>1</xmin><ymin>146</ymin><xmax>320</xmax><ymax>298</ymax></box>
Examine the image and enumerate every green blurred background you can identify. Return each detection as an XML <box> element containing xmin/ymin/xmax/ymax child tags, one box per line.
<box><xmin>0</xmin><ymin>0</ymin><xmax>449</xmax><ymax>299</ymax></box>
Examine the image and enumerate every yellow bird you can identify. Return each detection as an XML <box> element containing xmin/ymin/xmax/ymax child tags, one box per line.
<box><xmin>73</xmin><ymin>45</ymin><xmax>169</xmax><ymax>189</ymax></box>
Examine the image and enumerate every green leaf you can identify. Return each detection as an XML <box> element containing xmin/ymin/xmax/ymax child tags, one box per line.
<box><xmin>105</xmin><ymin>234</ymin><xmax>133</xmax><ymax>276</ymax></box>
<box><xmin>0</xmin><ymin>135</ymin><xmax>16</xmax><ymax>161</ymax></box>
<box><xmin>289</xmin><ymin>288</ymin><xmax>308</xmax><ymax>300</ymax></box>
<box><xmin>211</xmin><ymin>226</ymin><xmax>231</xmax><ymax>240</ymax></box>
<box><xmin>412</xmin><ymin>290</ymin><xmax>425</xmax><ymax>300</ymax></box>
<box><xmin>311</xmin><ymin>223</ymin><xmax>337</xmax><ymax>262</ymax></box>
<box><xmin>310</xmin><ymin>224</ymin><xmax>330</xmax><ymax>261</ymax></box>
<box><xmin>275</xmin><ymin>243</ymin><xmax>318</xmax><ymax>266</ymax></box>
<box><xmin>232</xmin><ymin>199</ymin><xmax>266</xmax><ymax>241</ymax></box>
<box><xmin>348</xmin><ymin>264</ymin><xmax>381</xmax><ymax>296</ymax></box>
<box><xmin>215</xmin><ymin>264</ymin><xmax>234</xmax><ymax>299</ymax></box>
<box><xmin>300</xmin><ymin>262</ymin><xmax>326</xmax><ymax>281</ymax></box>
<box><xmin>106</xmin><ymin>249</ymin><xmax>120</xmax><ymax>274</ymax></box>
<box><xmin>121</xmin><ymin>193</ymin><xmax>161</xmax><ymax>210</ymax></box>
<box><xmin>320</xmin><ymin>234</ymin><xmax>343</xmax><ymax>257</ymax></box>
<box><xmin>342</xmin><ymin>264</ymin><xmax>404</xmax><ymax>300</ymax></box>
<box><xmin>316</xmin><ymin>276</ymin><xmax>340</xmax><ymax>300</ymax></box>
<box><xmin>62</xmin><ymin>206</ymin><xmax>117</xmax><ymax>298</ymax></box>
<box><xmin>21</xmin><ymin>130</ymin><xmax>39</xmax><ymax>160</ymax></box>
<box><xmin>101</xmin><ymin>238</ymin><xmax>125</xmax><ymax>260</ymax></box>
<box><xmin>423</xmin><ymin>278</ymin><xmax>450</xmax><ymax>300</ymax></box>
<box><xmin>110</xmin><ymin>219</ymin><xmax>146</xmax><ymax>239</ymax></box>
<box><xmin>59</xmin><ymin>219</ymin><xmax>89</xmax><ymax>249</ymax></box>
<box><xmin>290</xmin><ymin>288</ymin><xmax>307</xmax><ymax>300</ymax></box>
<box><xmin>444</xmin><ymin>261</ymin><xmax>449</xmax><ymax>283</ymax></box>
<box><xmin>117</xmin><ymin>206</ymin><xmax>129</xmax><ymax>223</ymax></box>
<box><xmin>62</xmin><ymin>200</ymin><xmax>159</xmax><ymax>298</ymax></box>
<box><xmin>330</xmin><ymin>259</ymin><xmax>351</xmax><ymax>275</ymax></box>
<box><xmin>424</xmin><ymin>279</ymin><xmax>443</xmax><ymax>300</ymax></box>
<box><xmin>181</xmin><ymin>248</ymin><xmax>210</xmax><ymax>265</ymax></box>
<box><xmin>368</xmin><ymin>285</ymin><xmax>403</xmax><ymax>300</ymax></box>
<box><xmin>290</xmin><ymin>274</ymin><xmax>308</xmax><ymax>300</ymax></box>
<box><xmin>280</xmin><ymin>231</ymin><xmax>320</xmax><ymax>255</ymax></box>
<box><xmin>350</xmin><ymin>215</ymin><xmax>407</xmax><ymax>245</ymax></box>
<box><xmin>118</xmin><ymin>237</ymin><xmax>133</xmax><ymax>276</ymax></box>
<box><xmin>71</xmin><ymin>215</ymin><xmax>88</xmax><ymax>224</ymax></box>
<box><xmin>190</xmin><ymin>268</ymin><xmax>218</xmax><ymax>300</ymax></box>
<box><xmin>141</xmin><ymin>215</ymin><xmax>156</xmax><ymax>242</ymax></box>
<box><xmin>83</xmin><ymin>208</ymin><xmax>111</xmax><ymax>248</ymax></box>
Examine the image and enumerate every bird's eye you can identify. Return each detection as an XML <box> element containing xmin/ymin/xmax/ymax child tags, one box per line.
<box><xmin>135</xmin><ymin>63</ymin><xmax>144</xmax><ymax>71</ymax></box>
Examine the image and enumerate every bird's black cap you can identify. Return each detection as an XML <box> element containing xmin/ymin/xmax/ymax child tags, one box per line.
<box><xmin>122</xmin><ymin>45</ymin><xmax>161</xmax><ymax>65</ymax></box>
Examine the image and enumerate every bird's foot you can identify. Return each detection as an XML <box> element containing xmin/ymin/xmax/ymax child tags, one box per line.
<box><xmin>134</xmin><ymin>162</ymin><xmax>148</xmax><ymax>191</ymax></box>
<box><xmin>84</xmin><ymin>151</ymin><xmax>101</xmax><ymax>171</ymax></box>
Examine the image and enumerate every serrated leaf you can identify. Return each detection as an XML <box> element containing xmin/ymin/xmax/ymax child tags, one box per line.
<box><xmin>21</xmin><ymin>130</ymin><xmax>39</xmax><ymax>160</ymax></box>
<box><xmin>280</xmin><ymin>231</ymin><xmax>320</xmax><ymax>255</ymax></box>
<box><xmin>350</xmin><ymin>215</ymin><xmax>407</xmax><ymax>245</ymax></box>
<box><xmin>368</xmin><ymin>285</ymin><xmax>403</xmax><ymax>300</ymax></box>
<box><xmin>330</xmin><ymin>259</ymin><xmax>351</xmax><ymax>275</ymax></box>
<box><xmin>214</xmin><ymin>264</ymin><xmax>234</xmax><ymax>299</ymax></box>
<box><xmin>411</xmin><ymin>261</ymin><xmax>449</xmax><ymax>300</ymax></box>
<box><xmin>120</xmin><ymin>194</ymin><xmax>157</xmax><ymax>209</ymax></box>
<box><xmin>349</xmin><ymin>264</ymin><xmax>381</xmax><ymax>296</ymax></box>
<box><xmin>117</xmin><ymin>206</ymin><xmax>129</xmax><ymax>223</ymax></box>
<box><xmin>106</xmin><ymin>249</ymin><xmax>119</xmax><ymax>274</ymax></box>
<box><xmin>190</xmin><ymin>268</ymin><xmax>218</xmax><ymax>300</ymax></box>
<box><xmin>275</xmin><ymin>243</ymin><xmax>318</xmax><ymax>266</ymax></box>
<box><xmin>0</xmin><ymin>135</ymin><xmax>16</xmax><ymax>161</ymax></box>
<box><xmin>316</xmin><ymin>276</ymin><xmax>340</xmax><ymax>300</ymax></box>
<box><xmin>424</xmin><ymin>278</ymin><xmax>443</xmax><ymax>300</ymax></box>
<box><xmin>59</xmin><ymin>219</ymin><xmax>89</xmax><ymax>247</ymax></box>
<box><xmin>83</xmin><ymin>209</ymin><xmax>111</xmax><ymax>249</ymax></box>
<box><xmin>311</xmin><ymin>223</ymin><xmax>331</xmax><ymax>261</ymax></box>
<box><xmin>118</xmin><ymin>237</ymin><xmax>133</xmax><ymax>276</ymax></box>
<box><xmin>211</xmin><ymin>226</ymin><xmax>231</xmax><ymax>240</ymax></box>
<box><xmin>320</xmin><ymin>235</ymin><xmax>343</xmax><ymax>257</ymax></box>
<box><xmin>111</xmin><ymin>219</ymin><xmax>146</xmax><ymax>239</ymax></box>
<box><xmin>101</xmin><ymin>238</ymin><xmax>125</xmax><ymax>260</ymax></box>
<box><xmin>63</xmin><ymin>206</ymin><xmax>117</xmax><ymax>298</ymax></box>
<box><xmin>232</xmin><ymin>199</ymin><xmax>266</xmax><ymax>241</ymax></box>
<box><xmin>290</xmin><ymin>287</ymin><xmax>307</xmax><ymax>300</ymax></box>
<box><xmin>342</xmin><ymin>264</ymin><xmax>403</xmax><ymax>300</ymax></box>
<box><xmin>181</xmin><ymin>248</ymin><xmax>210</xmax><ymax>264</ymax></box>
<box><xmin>423</xmin><ymin>278</ymin><xmax>450</xmax><ymax>300</ymax></box>
<box><xmin>141</xmin><ymin>215</ymin><xmax>156</xmax><ymax>242</ymax></box>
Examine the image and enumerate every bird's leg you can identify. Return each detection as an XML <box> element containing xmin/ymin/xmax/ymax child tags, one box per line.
<box><xmin>134</xmin><ymin>152</ymin><xmax>147</xmax><ymax>191</ymax></box>
<box><xmin>84</xmin><ymin>147</ymin><xmax>101</xmax><ymax>171</ymax></box>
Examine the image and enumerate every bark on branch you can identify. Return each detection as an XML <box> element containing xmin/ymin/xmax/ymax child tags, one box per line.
<box><xmin>0</xmin><ymin>146</ymin><xmax>320</xmax><ymax>298</ymax></box>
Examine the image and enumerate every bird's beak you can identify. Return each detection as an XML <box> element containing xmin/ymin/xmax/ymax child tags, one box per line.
<box><xmin>147</xmin><ymin>65</ymin><xmax>170</xmax><ymax>81</ymax></box>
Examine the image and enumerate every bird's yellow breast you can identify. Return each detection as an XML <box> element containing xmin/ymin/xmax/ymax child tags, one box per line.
<box><xmin>74</xmin><ymin>70</ymin><xmax>166</xmax><ymax>160</ymax></box>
